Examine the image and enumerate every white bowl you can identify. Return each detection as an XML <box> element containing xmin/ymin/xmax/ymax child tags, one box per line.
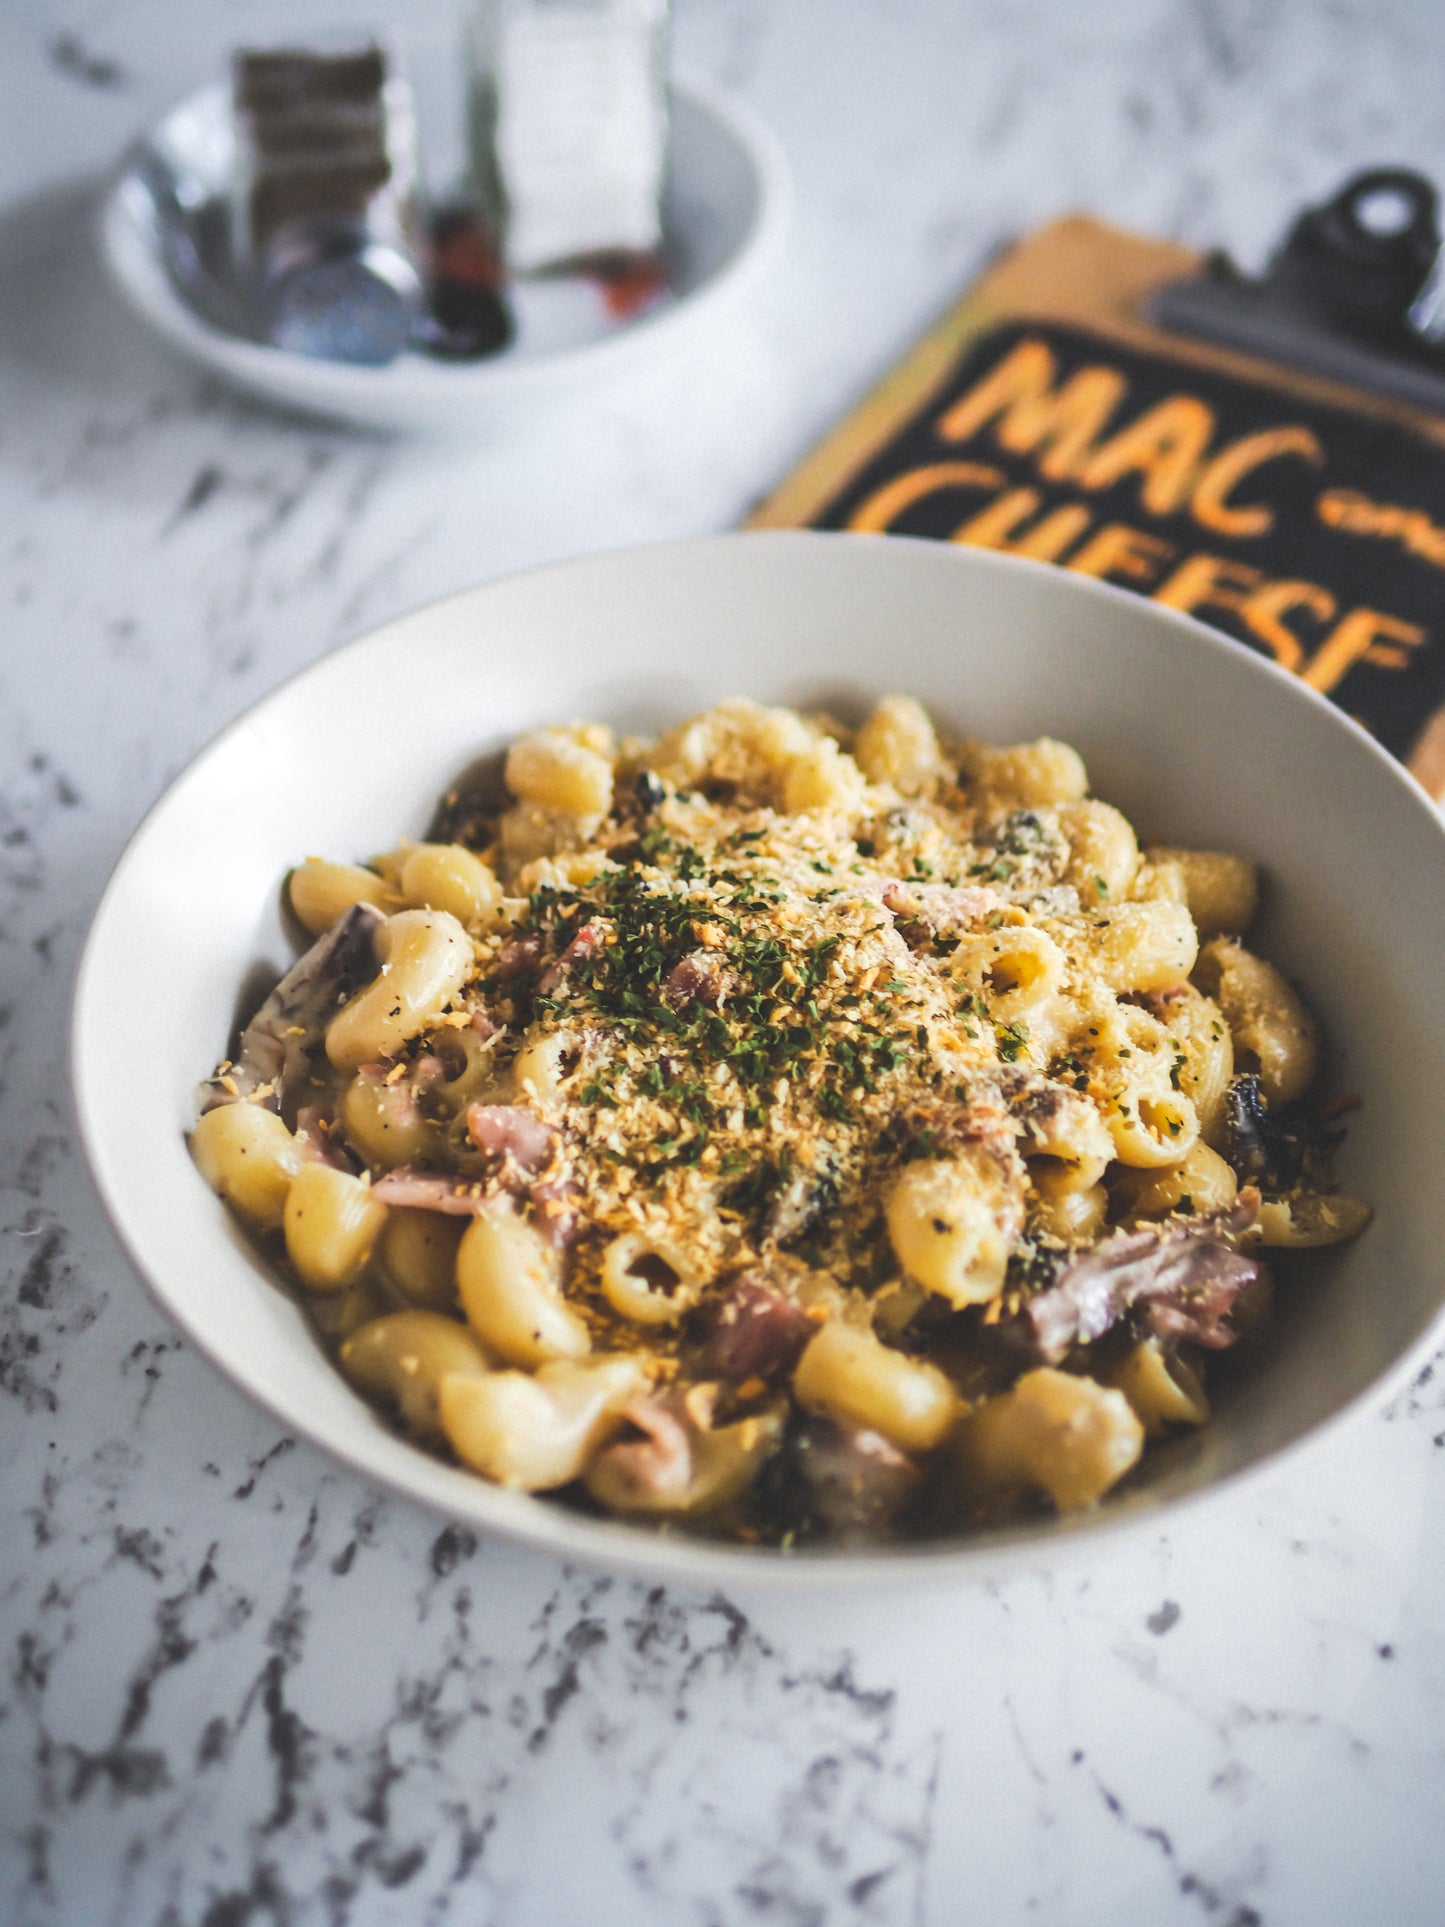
<box><xmin>99</xmin><ymin>78</ymin><xmax>789</xmax><ymax>432</ymax></box>
<box><xmin>71</xmin><ymin>533</ymin><xmax>1445</xmax><ymax>1588</ymax></box>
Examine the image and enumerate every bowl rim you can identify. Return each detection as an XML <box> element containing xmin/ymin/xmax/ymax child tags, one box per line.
<box><xmin>68</xmin><ymin>530</ymin><xmax>1445</xmax><ymax>1590</ymax></box>
<box><xmin>97</xmin><ymin>73</ymin><xmax>793</xmax><ymax>423</ymax></box>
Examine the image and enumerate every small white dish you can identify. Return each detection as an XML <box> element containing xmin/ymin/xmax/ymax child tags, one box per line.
<box><xmin>99</xmin><ymin>78</ymin><xmax>789</xmax><ymax>432</ymax></box>
<box><xmin>70</xmin><ymin>533</ymin><xmax>1445</xmax><ymax>1588</ymax></box>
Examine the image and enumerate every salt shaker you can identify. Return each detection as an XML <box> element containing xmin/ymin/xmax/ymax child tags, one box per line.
<box><xmin>469</xmin><ymin>0</ymin><xmax>669</xmax><ymax>276</ymax></box>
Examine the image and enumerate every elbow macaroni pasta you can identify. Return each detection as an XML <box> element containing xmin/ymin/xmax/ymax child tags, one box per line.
<box><xmin>793</xmin><ymin>1318</ymin><xmax>959</xmax><ymax>1452</ymax></box>
<box><xmin>886</xmin><ymin>1153</ymin><xmax>1022</xmax><ymax>1309</ymax></box>
<box><xmin>456</xmin><ymin>1205</ymin><xmax>592</xmax><ymax>1368</ymax></box>
<box><xmin>192</xmin><ymin>692</ymin><xmax>1369</xmax><ymax>1548</ymax></box>
<box><xmin>439</xmin><ymin>1354</ymin><xmax>647</xmax><ymax>1490</ymax></box>
<box><xmin>283</xmin><ymin>1164</ymin><xmax>388</xmax><ymax>1293</ymax></box>
<box><xmin>953</xmin><ymin>1367</ymin><xmax>1145</xmax><ymax>1510</ymax></box>
<box><xmin>190</xmin><ymin>1101</ymin><xmax>304</xmax><ymax>1231</ymax></box>
<box><xmin>339</xmin><ymin>1310</ymin><xmax>491</xmax><ymax>1444</ymax></box>
<box><xmin>325</xmin><ymin>909</ymin><xmax>474</xmax><ymax>1072</ymax></box>
<box><xmin>1194</xmin><ymin>937</ymin><xmax>1319</xmax><ymax>1104</ymax></box>
<box><xmin>289</xmin><ymin>857</ymin><xmax>393</xmax><ymax>934</ymax></box>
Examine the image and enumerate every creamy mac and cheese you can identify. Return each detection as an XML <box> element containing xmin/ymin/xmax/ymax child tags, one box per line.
<box><xmin>193</xmin><ymin>696</ymin><xmax>1369</xmax><ymax>1546</ymax></box>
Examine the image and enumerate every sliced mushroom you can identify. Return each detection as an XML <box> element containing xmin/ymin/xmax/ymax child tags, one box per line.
<box><xmin>200</xmin><ymin>902</ymin><xmax>384</xmax><ymax>1113</ymax></box>
<box><xmin>698</xmin><ymin>1273</ymin><xmax>816</xmax><ymax>1382</ymax></box>
<box><xmin>752</xmin><ymin>1413</ymin><xmax>923</xmax><ymax>1545</ymax></box>
<box><xmin>1019</xmin><ymin>1191</ymin><xmax>1264</xmax><ymax>1362</ymax></box>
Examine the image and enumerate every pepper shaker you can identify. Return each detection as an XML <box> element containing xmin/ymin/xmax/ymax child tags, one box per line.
<box><xmin>233</xmin><ymin>43</ymin><xmax>427</xmax><ymax>364</ymax></box>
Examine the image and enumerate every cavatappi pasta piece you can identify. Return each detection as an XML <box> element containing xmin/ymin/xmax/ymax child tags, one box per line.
<box><xmin>1162</xmin><ymin>984</ymin><xmax>1234</xmax><ymax>1147</ymax></box>
<box><xmin>1128</xmin><ymin>855</ymin><xmax>1188</xmax><ymax>907</ymax></box>
<box><xmin>307</xmin><ymin>1276</ymin><xmax>393</xmax><ymax>1344</ymax></box>
<box><xmin>510</xmin><ymin>1028</ymin><xmax>587</xmax><ymax>1102</ymax></box>
<box><xmin>1102</xmin><ymin>1339</ymin><xmax>1209</xmax><ymax>1437</ymax></box>
<box><xmin>953</xmin><ymin>1367</ymin><xmax>1144</xmax><ymax>1510</ymax></box>
<box><xmin>947</xmin><ymin>924</ymin><xmax>1066</xmax><ymax>1026</ymax></box>
<box><xmin>438</xmin><ymin>1354</ymin><xmax>648</xmax><ymax>1490</ymax></box>
<box><xmin>339</xmin><ymin>1311</ymin><xmax>491</xmax><ymax>1444</ymax></box>
<box><xmin>499</xmin><ymin>799</ymin><xmax>602</xmax><ymax>872</ymax></box>
<box><xmin>456</xmin><ymin>1203</ymin><xmax>591</xmax><ymax>1367</ymax></box>
<box><xmin>793</xmin><ymin>1318</ymin><xmax>960</xmax><ymax>1452</ymax></box>
<box><xmin>325</xmin><ymin>909</ymin><xmax>474</xmax><ymax>1073</ymax></box>
<box><xmin>289</xmin><ymin>857</ymin><xmax>391</xmax><ymax>935</ymax></box>
<box><xmin>649</xmin><ymin>697</ymin><xmax>816</xmax><ymax>805</ymax></box>
<box><xmin>959</xmin><ymin>736</ymin><xmax>1088</xmax><ymax>808</ymax></box>
<box><xmin>1091</xmin><ymin>1001</ymin><xmax>1200</xmax><ymax>1168</ymax></box>
<box><xmin>887</xmin><ymin>1151</ymin><xmax>1023</xmax><ymax>1307</ymax></box>
<box><xmin>1147</xmin><ymin>845</ymin><xmax>1258</xmax><ymax>938</ymax></box>
<box><xmin>1029</xmin><ymin>1171</ymin><xmax>1109</xmax><ymax>1245</ymax></box>
<box><xmin>283</xmin><ymin>1163</ymin><xmax>388</xmax><ymax>1293</ymax></box>
<box><xmin>1194</xmin><ymin>938</ymin><xmax>1319</xmax><ymax>1105</ymax></box>
<box><xmin>1014</xmin><ymin>1083</ymin><xmax>1114</xmax><ymax>1189</ymax></box>
<box><xmin>513</xmin><ymin>848</ymin><xmax>616</xmax><ymax>897</ymax></box>
<box><xmin>1255</xmin><ymin>1193</ymin><xmax>1372</xmax><ymax>1247</ymax></box>
<box><xmin>791</xmin><ymin>1266</ymin><xmax>851</xmax><ymax>1324</ymax></box>
<box><xmin>338</xmin><ymin>1067</ymin><xmax>437</xmax><ymax>1170</ymax></box>
<box><xmin>1057</xmin><ymin>799</ymin><xmax>1139</xmax><ymax>901</ymax></box>
<box><xmin>396</xmin><ymin>842</ymin><xmax>504</xmax><ymax>928</ymax></box>
<box><xmin>1071</xmin><ymin>899</ymin><xmax>1198</xmax><ymax>997</ymax></box>
<box><xmin>379</xmin><ymin>1208</ymin><xmax>465</xmax><ymax>1311</ymax></box>
<box><xmin>505</xmin><ymin>727</ymin><xmax>615</xmax><ymax>817</ymax></box>
<box><xmin>869</xmin><ymin>1277</ymin><xmax>931</xmax><ymax>1339</ymax></box>
<box><xmin>1108</xmin><ymin>1086</ymin><xmax>1198</xmax><ymax>1170</ymax></box>
<box><xmin>853</xmin><ymin>694</ymin><xmax>943</xmax><ymax>795</ymax></box>
<box><xmin>781</xmin><ymin>736</ymin><xmax>869</xmax><ymax>815</ymax></box>
<box><xmin>585</xmin><ymin>1404</ymin><xmax>786</xmax><ymax>1517</ymax></box>
<box><xmin>1114</xmin><ymin>1140</ymin><xmax>1238</xmax><ymax>1222</ymax></box>
<box><xmin>190</xmin><ymin>1101</ymin><xmax>304</xmax><ymax>1231</ymax></box>
<box><xmin>429</xmin><ymin>1025</ymin><xmax>502</xmax><ymax>1113</ymax></box>
<box><xmin>600</xmin><ymin>1232</ymin><xmax>702</xmax><ymax>1325</ymax></box>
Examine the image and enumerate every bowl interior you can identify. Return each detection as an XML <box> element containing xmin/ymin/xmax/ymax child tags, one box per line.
<box><xmin>72</xmin><ymin>532</ymin><xmax>1445</xmax><ymax>1585</ymax></box>
<box><xmin>100</xmin><ymin>78</ymin><xmax>784</xmax><ymax>425</ymax></box>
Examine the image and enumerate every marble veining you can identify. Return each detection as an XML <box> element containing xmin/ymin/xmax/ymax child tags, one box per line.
<box><xmin>3</xmin><ymin>1</ymin><xmax>1445</xmax><ymax>1921</ymax></box>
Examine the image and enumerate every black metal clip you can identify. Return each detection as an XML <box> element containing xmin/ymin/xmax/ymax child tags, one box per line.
<box><xmin>1153</xmin><ymin>168</ymin><xmax>1445</xmax><ymax>413</ymax></box>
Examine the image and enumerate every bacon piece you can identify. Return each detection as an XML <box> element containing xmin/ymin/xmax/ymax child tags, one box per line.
<box><xmin>890</xmin><ymin>1088</ymin><xmax>1021</xmax><ymax>1166</ymax></box>
<box><xmin>465</xmin><ymin>1103</ymin><xmax>579</xmax><ymax>1247</ymax></box>
<box><xmin>590</xmin><ymin>1395</ymin><xmax>695</xmax><ymax>1505</ymax></box>
<box><xmin>662</xmin><ymin>948</ymin><xmax>728</xmax><ymax>1010</ymax></box>
<box><xmin>466</xmin><ymin>1103</ymin><xmax>556</xmax><ymax>1174</ymax></box>
<box><xmin>370</xmin><ymin>1170</ymin><xmax>491</xmax><ymax>1215</ymax></box>
<box><xmin>1022</xmin><ymin>1191</ymin><xmax>1264</xmax><ymax>1363</ymax></box>
<box><xmin>528</xmin><ymin>1171</ymin><xmax>581</xmax><ymax>1249</ymax></box>
<box><xmin>538</xmin><ymin>922</ymin><xmax>603</xmax><ymax>993</ymax></box>
<box><xmin>293</xmin><ymin>1105</ymin><xmax>355</xmax><ymax>1171</ymax></box>
<box><xmin>700</xmin><ymin>1274</ymin><xmax>815</xmax><ymax>1381</ymax></box>
<box><xmin>881</xmin><ymin>880</ymin><xmax>1001</xmax><ymax>944</ymax></box>
<box><xmin>492</xmin><ymin>932</ymin><xmax>543</xmax><ymax>980</ymax></box>
<box><xmin>368</xmin><ymin>1159</ymin><xmax>577</xmax><ymax>1248</ymax></box>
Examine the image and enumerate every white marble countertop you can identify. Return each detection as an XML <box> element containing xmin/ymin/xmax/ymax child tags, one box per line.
<box><xmin>5</xmin><ymin>2</ymin><xmax>1445</xmax><ymax>1921</ymax></box>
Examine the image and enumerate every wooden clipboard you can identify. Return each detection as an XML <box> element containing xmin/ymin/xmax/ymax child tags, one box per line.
<box><xmin>749</xmin><ymin>211</ymin><xmax>1445</xmax><ymax>797</ymax></box>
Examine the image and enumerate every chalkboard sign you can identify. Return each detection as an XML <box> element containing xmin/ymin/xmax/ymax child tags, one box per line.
<box><xmin>749</xmin><ymin>216</ymin><xmax>1445</xmax><ymax>796</ymax></box>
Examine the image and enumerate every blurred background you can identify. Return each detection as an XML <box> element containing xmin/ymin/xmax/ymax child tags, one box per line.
<box><xmin>4</xmin><ymin>3</ymin><xmax>1444</xmax><ymax>732</ymax></box>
